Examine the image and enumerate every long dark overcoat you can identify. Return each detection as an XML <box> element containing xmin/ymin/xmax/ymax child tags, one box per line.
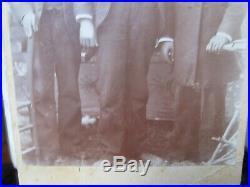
<box><xmin>168</xmin><ymin>3</ymin><xmax>246</xmax><ymax>87</ymax></box>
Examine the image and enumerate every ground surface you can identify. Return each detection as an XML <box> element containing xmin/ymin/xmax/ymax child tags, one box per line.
<box><xmin>15</xmin><ymin>60</ymin><xmax>241</xmax><ymax>166</ymax></box>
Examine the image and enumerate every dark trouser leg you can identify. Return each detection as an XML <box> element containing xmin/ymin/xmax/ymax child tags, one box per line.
<box><xmin>52</xmin><ymin>13</ymin><xmax>82</xmax><ymax>157</ymax></box>
<box><xmin>34</xmin><ymin>13</ymin><xmax>59</xmax><ymax>160</ymax></box>
<box><xmin>123</xmin><ymin>3</ymin><xmax>158</xmax><ymax>158</ymax></box>
<box><xmin>200</xmin><ymin>85</ymin><xmax>227</xmax><ymax>160</ymax></box>
<box><xmin>212</xmin><ymin>85</ymin><xmax>227</xmax><ymax>137</ymax></box>
<box><xmin>35</xmin><ymin>11</ymin><xmax>81</xmax><ymax>159</ymax></box>
<box><xmin>174</xmin><ymin>86</ymin><xmax>201</xmax><ymax>161</ymax></box>
<box><xmin>97</xmin><ymin>3</ymin><xmax>158</xmax><ymax>156</ymax></box>
<box><xmin>202</xmin><ymin>85</ymin><xmax>227</xmax><ymax>135</ymax></box>
<box><xmin>96</xmin><ymin>4</ymin><xmax>130</xmax><ymax>154</ymax></box>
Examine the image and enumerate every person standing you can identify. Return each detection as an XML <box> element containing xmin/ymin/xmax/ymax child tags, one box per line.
<box><xmin>11</xmin><ymin>3</ymin><xmax>82</xmax><ymax>164</ymax></box>
<box><xmin>160</xmin><ymin>2</ymin><xmax>246</xmax><ymax>162</ymax></box>
<box><xmin>74</xmin><ymin>2</ymin><xmax>170</xmax><ymax>159</ymax></box>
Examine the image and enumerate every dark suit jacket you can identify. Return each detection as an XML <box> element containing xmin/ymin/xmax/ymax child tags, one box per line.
<box><xmin>74</xmin><ymin>2</ymin><xmax>170</xmax><ymax>39</ymax></box>
<box><xmin>167</xmin><ymin>3</ymin><xmax>246</xmax><ymax>87</ymax></box>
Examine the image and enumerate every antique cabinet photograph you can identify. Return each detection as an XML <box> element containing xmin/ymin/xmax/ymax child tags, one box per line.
<box><xmin>2</xmin><ymin>2</ymin><xmax>248</xmax><ymax>184</ymax></box>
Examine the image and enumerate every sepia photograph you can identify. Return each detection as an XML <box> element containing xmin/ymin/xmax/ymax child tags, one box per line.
<box><xmin>2</xmin><ymin>2</ymin><xmax>248</xmax><ymax>184</ymax></box>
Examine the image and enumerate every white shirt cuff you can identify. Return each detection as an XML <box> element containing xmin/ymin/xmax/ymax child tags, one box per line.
<box><xmin>76</xmin><ymin>14</ymin><xmax>93</xmax><ymax>22</ymax></box>
<box><xmin>155</xmin><ymin>37</ymin><xmax>174</xmax><ymax>48</ymax></box>
<box><xmin>216</xmin><ymin>32</ymin><xmax>232</xmax><ymax>42</ymax></box>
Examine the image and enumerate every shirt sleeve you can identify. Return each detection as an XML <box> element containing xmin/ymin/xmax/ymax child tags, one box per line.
<box><xmin>155</xmin><ymin>37</ymin><xmax>174</xmax><ymax>48</ymax></box>
<box><xmin>75</xmin><ymin>14</ymin><xmax>93</xmax><ymax>22</ymax></box>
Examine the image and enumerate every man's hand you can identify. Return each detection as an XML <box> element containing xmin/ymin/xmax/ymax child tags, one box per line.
<box><xmin>160</xmin><ymin>41</ymin><xmax>174</xmax><ymax>64</ymax></box>
<box><xmin>22</xmin><ymin>12</ymin><xmax>37</xmax><ymax>38</ymax></box>
<box><xmin>80</xmin><ymin>19</ymin><xmax>97</xmax><ymax>48</ymax></box>
<box><xmin>206</xmin><ymin>34</ymin><xmax>230</xmax><ymax>54</ymax></box>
